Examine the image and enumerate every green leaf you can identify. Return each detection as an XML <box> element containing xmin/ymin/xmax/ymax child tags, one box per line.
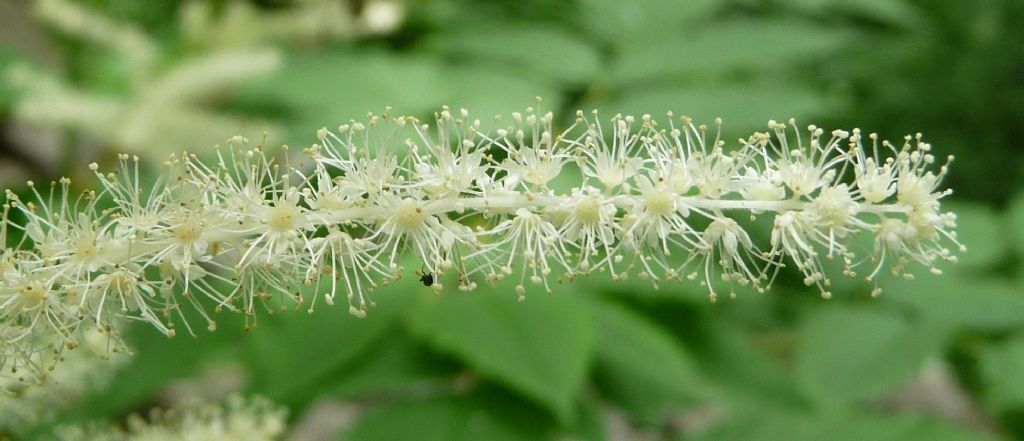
<box><xmin>323</xmin><ymin>332</ymin><xmax>454</xmax><ymax>399</ymax></box>
<box><xmin>409</xmin><ymin>290</ymin><xmax>594</xmax><ymax>421</ymax></box>
<box><xmin>665</xmin><ymin>309</ymin><xmax>807</xmax><ymax>411</ymax></box>
<box><xmin>795</xmin><ymin>307</ymin><xmax>946</xmax><ymax>406</ymax></box>
<box><xmin>590</xmin><ymin>299</ymin><xmax>709</xmax><ymax>422</ymax></box>
<box><xmin>232</xmin><ymin>49</ymin><xmax>449</xmax><ymax>144</ymax></box>
<box><xmin>433</xmin><ymin>63</ymin><xmax>563</xmax><ymax>132</ymax></box>
<box><xmin>424</xmin><ymin>24</ymin><xmax>602</xmax><ymax>85</ymax></box>
<box><xmin>881</xmin><ymin>274</ymin><xmax>1024</xmax><ymax>332</ymax></box>
<box><xmin>1006</xmin><ymin>193</ymin><xmax>1024</xmax><ymax>256</ymax></box>
<box><xmin>978</xmin><ymin>336</ymin><xmax>1024</xmax><ymax>412</ymax></box>
<box><xmin>233</xmin><ymin>48</ymin><xmax>563</xmax><ymax>142</ymax></box>
<box><xmin>565</xmin><ymin>397</ymin><xmax>608</xmax><ymax>441</ymax></box>
<box><xmin>694</xmin><ymin>408</ymin><xmax>1000</xmax><ymax>441</ymax></box>
<box><xmin>578</xmin><ymin>0</ymin><xmax>723</xmax><ymax>42</ymax></box>
<box><xmin>611</xmin><ymin>19</ymin><xmax>851</xmax><ymax>86</ymax></box>
<box><xmin>0</xmin><ymin>44</ymin><xmax>29</xmax><ymax>110</ymax></box>
<box><xmin>943</xmin><ymin>201</ymin><xmax>1005</xmax><ymax>270</ymax></box>
<box><xmin>63</xmin><ymin>313</ymin><xmax>249</xmax><ymax>422</ymax></box>
<box><xmin>344</xmin><ymin>392</ymin><xmax>555</xmax><ymax>441</ymax></box>
<box><xmin>587</xmin><ymin>83</ymin><xmax>832</xmax><ymax>139</ymax></box>
<box><xmin>243</xmin><ymin>293</ymin><xmax>405</xmax><ymax>402</ymax></box>
<box><xmin>784</xmin><ymin>0</ymin><xmax>924</xmax><ymax>28</ymax></box>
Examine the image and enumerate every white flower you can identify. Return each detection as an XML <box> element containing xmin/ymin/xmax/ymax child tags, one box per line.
<box><xmin>500</xmin><ymin>146</ymin><xmax>568</xmax><ymax>188</ymax></box>
<box><xmin>853</xmin><ymin>132</ymin><xmax>897</xmax><ymax>204</ymax></box>
<box><xmin>566</xmin><ymin>113</ymin><xmax>647</xmax><ymax>190</ymax></box>
<box><xmin>492</xmin><ymin>109</ymin><xmax>568</xmax><ymax>189</ymax></box>
<box><xmin>696</xmin><ymin>217</ymin><xmax>762</xmax><ymax>300</ymax></box>
<box><xmin>765</xmin><ymin>121</ymin><xmax>849</xmax><ymax>197</ymax></box>
<box><xmin>305</xmin><ymin>229</ymin><xmax>386</xmax><ymax>316</ymax></box>
<box><xmin>618</xmin><ymin>173</ymin><xmax>702</xmax><ymax>276</ymax></box>
<box><xmin>739</xmin><ymin>168</ymin><xmax>786</xmax><ymax>202</ymax></box>
<box><xmin>558</xmin><ymin>186</ymin><xmax>620</xmax><ymax>272</ymax></box>
<box><xmin>468</xmin><ymin>208</ymin><xmax>568</xmax><ymax>298</ymax></box>
<box><xmin>770</xmin><ymin>211</ymin><xmax>831</xmax><ymax>297</ymax></box>
<box><xmin>808</xmin><ymin>183</ymin><xmax>859</xmax><ymax>233</ymax></box>
<box><xmin>409</xmin><ymin>109</ymin><xmax>489</xmax><ymax>197</ymax></box>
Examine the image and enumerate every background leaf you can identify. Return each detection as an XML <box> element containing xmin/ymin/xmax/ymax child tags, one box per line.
<box><xmin>410</xmin><ymin>290</ymin><xmax>594</xmax><ymax>420</ymax></box>
<box><xmin>796</xmin><ymin>306</ymin><xmax>946</xmax><ymax>406</ymax></box>
<box><xmin>343</xmin><ymin>391</ymin><xmax>555</xmax><ymax>441</ymax></box>
<box><xmin>243</xmin><ymin>281</ymin><xmax>411</xmax><ymax>403</ymax></box>
<box><xmin>590</xmin><ymin>298</ymin><xmax>709</xmax><ymax>423</ymax></box>
<box><xmin>942</xmin><ymin>201</ymin><xmax>1005</xmax><ymax>270</ymax></box>
<box><xmin>610</xmin><ymin>19</ymin><xmax>851</xmax><ymax>87</ymax></box>
<box><xmin>882</xmin><ymin>274</ymin><xmax>1024</xmax><ymax>332</ymax></box>
<box><xmin>587</xmin><ymin>82</ymin><xmax>833</xmax><ymax>139</ymax></box>
<box><xmin>424</xmin><ymin>23</ymin><xmax>601</xmax><ymax>85</ymax></box>
<box><xmin>696</xmin><ymin>408</ymin><xmax>1000</xmax><ymax>441</ymax></box>
<box><xmin>577</xmin><ymin>0</ymin><xmax>723</xmax><ymax>42</ymax></box>
<box><xmin>978</xmin><ymin>335</ymin><xmax>1024</xmax><ymax>413</ymax></box>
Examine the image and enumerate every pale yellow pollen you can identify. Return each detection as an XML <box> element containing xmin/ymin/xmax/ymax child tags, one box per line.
<box><xmin>74</xmin><ymin>238</ymin><xmax>99</xmax><ymax>261</ymax></box>
<box><xmin>18</xmin><ymin>280</ymin><xmax>47</xmax><ymax>309</ymax></box>
<box><xmin>173</xmin><ymin>219</ymin><xmax>202</xmax><ymax>243</ymax></box>
<box><xmin>267</xmin><ymin>204</ymin><xmax>301</xmax><ymax>232</ymax></box>
<box><xmin>108</xmin><ymin>270</ymin><xmax>134</xmax><ymax>292</ymax></box>
<box><xmin>575</xmin><ymin>197</ymin><xmax>601</xmax><ymax>224</ymax></box>
<box><xmin>396</xmin><ymin>202</ymin><xmax>425</xmax><ymax>229</ymax></box>
<box><xmin>644</xmin><ymin>190</ymin><xmax>674</xmax><ymax>216</ymax></box>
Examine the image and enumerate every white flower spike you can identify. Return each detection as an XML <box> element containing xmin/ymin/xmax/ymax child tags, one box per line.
<box><xmin>54</xmin><ymin>395</ymin><xmax>286</xmax><ymax>441</ymax></box>
<box><xmin>1</xmin><ymin>103</ymin><xmax>962</xmax><ymax>379</ymax></box>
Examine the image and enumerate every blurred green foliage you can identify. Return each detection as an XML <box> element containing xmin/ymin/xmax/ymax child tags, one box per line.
<box><xmin>2</xmin><ymin>0</ymin><xmax>1024</xmax><ymax>440</ymax></box>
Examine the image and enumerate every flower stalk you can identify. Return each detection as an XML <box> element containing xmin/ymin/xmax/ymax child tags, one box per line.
<box><xmin>1</xmin><ymin>103</ymin><xmax>961</xmax><ymax>378</ymax></box>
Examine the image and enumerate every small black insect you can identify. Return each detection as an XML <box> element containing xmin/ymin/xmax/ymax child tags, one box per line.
<box><xmin>418</xmin><ymin>268</ymin><xmax>434</xmax><ymax>287</ymax></box>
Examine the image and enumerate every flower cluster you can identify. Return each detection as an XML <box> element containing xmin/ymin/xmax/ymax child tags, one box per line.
<box><xmin>1</xmin><ymin>104</ymin><xmax>961</xmax><ymax>379</ymax></box>
<box><xmin>53</xmin><ymin>395</ymin><xmax>286</xmax><ymax>441</ymax></box>
<box><xmin>1</xmin><ymin>328</ymin><xmax>126</xmax><ymax>432</ymax></box>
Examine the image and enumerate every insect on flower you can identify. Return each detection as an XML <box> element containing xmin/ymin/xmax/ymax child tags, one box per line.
<box><xmin>418</xmin><ymin>267</ymin><xmax>435</xmax><ymax>287</ymax></box>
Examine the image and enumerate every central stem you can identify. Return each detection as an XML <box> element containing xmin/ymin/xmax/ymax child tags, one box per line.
<box><xmin>317</xmin><ymin>194</ymin><xmax>909</xmax><ymax>224</ymax></box>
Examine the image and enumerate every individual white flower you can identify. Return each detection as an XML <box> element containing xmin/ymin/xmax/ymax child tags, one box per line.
<box><xmin>409</xmin><ymin>108</ymin><xmax>489</xmax><ymax>197</ymax></box>
<box><xmin>738</xmin><ymin>167</ymin><xmax>786</xmax><ymax>202</ymax></box>
<box><xmin>692</xmin><ymin>217</ymin><xmax>764</xmax><ymax>300</ymax></box>
<box><xmin>491</xmin><ymin>108</ymin><xmax>568</xmax><ymax>189</ymax></box>
<box><xmin>855</xmin><ymin>158</ymin><xmax>896</xmax><ymax>204</ymax></box>
<box><xmin>870</xmin><ymin>209</ymin><xmax>961</xmax><ymax>282</ymax></box>
<box><xmin>642</xmin><ymin>114</ymin><xmax>698</xmax><ymax>194</ymax></box>
<box><xmin>468</xmin><ymin>208</ymin><xmax>569</xmax><ymax>298</ymax></box>
<box><xmin>894</xmin><ymin>135</ymin><xmax>953</xmax><ymax>210</ymax></box>
<box><xmin>808</xmin><ymin>184</ymin><xmax>860</xmax><ymax>235</ymax></box>
<box><xmin>314</xmin><ymin>121</ymin><xmax>403</xmax><ymax>198</ymax></box>
<box><xmin>765</xmin><ymin>121</ymin><xmax>849</xmax><ymax>197</ymax></box>
<box><xmin>770</xmin><ymin>211</ymin><xmax>832</xmax><ymax>298</ymax></box>
<box><xmin>686</xmin><ymin>149</ymin><xmax>739</xmax><ymax>198</ymax></box>
<box><xmin>852</xmin><ymin>131</ymin><xmax>897</xmax><ymax>204</ymax></box>
<box><xmin>500</xmin><ymin>146</ymin><xmax>568</xmax><ymax>189</ymax></box>
<box><xmin>557</xmin><ymin>186</ymin><xmax>620</xmax><ymax>273</ymax></box>
<box><xmin>243</xmin><ymin>188</ymin><xmax>310</xmax><ymax>264</ymax></box>
<box><xmin>304</xmin><ymin>229</ymin><xmax>387</xmax><ymax>316</ymax></box>
<box><xmin>371</xmin><ymin>193</ymin><xmax>472</xmax><ymax>284</ymax></box>
<box><xmin>0</xmin><ymin>254</ymin><xmax>81</xmax><ymax>347</ymax></box>
<box><xmin>570</xmin><ymin>114</ymin><xmax>645</xmax><ymax>190</ymax></box>
<box><xmin>617</xmin><ymin>173</ymin><xmax>703</xmax><ymax>283</ymax></box>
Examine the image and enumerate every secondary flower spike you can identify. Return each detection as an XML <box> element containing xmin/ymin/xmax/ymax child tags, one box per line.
<box><xmin>1</xmin><ymin>104</ymin><xmax>961</xmax><ymax>378</ymax></box>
